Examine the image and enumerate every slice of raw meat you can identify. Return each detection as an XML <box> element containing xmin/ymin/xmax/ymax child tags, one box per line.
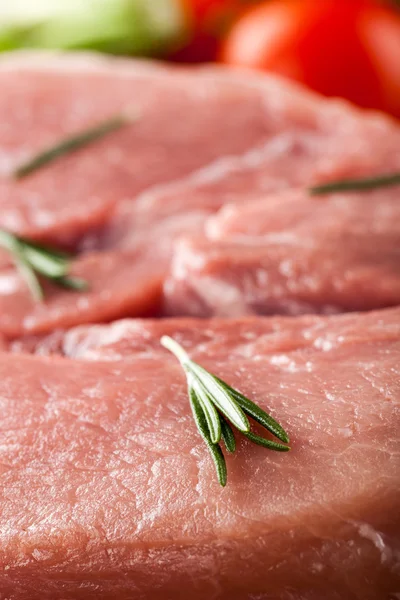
<box><xmin>0</xmin><ymin>52</ymin><xmax>278</xmax><ymax>244</ymax></box>
<box><xmin>128</xmin><ymin>90</ymin><xmax>400</xmax><ymax>229</ymax></box>
<box><xmin>206</xmin><ymin>185</ymin><xmax>400</xmax><ymax>239</ymax></box>
<box><xmin>1</xmin><ymin>52</ymin><xmax>400</xmax><ymax>246</ymax></box>
<box><xmin>0</xmin><ymin>210</ymin><xmax>205</xmax><ymax>339</ymax></box>
<box><xmin>164</xmin><ymin>186</ymin><xmax>400</xmax><ymax>317</ymax></box>
<box><xmin>0</xmin><ymin>249</ymin><xmax>161</xmax><ymax>339</ymax></box>
<box><xmin>13</xmin><ymin>306</ymin><xmax>399</xmax><ymax>361</ymax></box>
<box><xmin>1</xmin><ymin>52</ymin><xmax>400</xmax><ymax>337</ymax></box>
<box><xmin>0</xmin><ymin>309</ymin><xmax>399</xmax><ymax>599</ymax></box>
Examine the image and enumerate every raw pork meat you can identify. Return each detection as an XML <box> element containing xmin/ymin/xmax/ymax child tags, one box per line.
<box><xmin>0</xmin><ymin>52</ymin><xmax>400</xmax><ymax>336</ymax></box>
<box><xmin>1</xmin><ymin>51</ymin><xmax>400</xmax><ymax>600</ymax></box>
<box><xmin>164</xmin><ymin>186</ymin><xmax>400</xmax><ymax>317</ymax></box>
<box><xmin>0</xmin><ymin>308</ymin><xmax>399</xmax><ymax>599</ymax></box>
<box><xmin>0</xmin><ymin>210</ymin><xmax>205</xmax><ymax>339</ymax></box>
<box><xmin>0</xmin><ymin>52</ymin><xmax>279</xmax><ymax>244</ymax></box>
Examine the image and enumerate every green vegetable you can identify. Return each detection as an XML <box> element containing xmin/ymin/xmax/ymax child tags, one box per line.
<box><xmin>0</xmin><ymin>230</ymin><xmax>88</xmax><ymax>301</ymax></box>
<box><xmin>309</xmin><ymin>172</ymin><xmax>400</xmax><ymax>196</ymax></box>
<box><xmin>13</xmin><ymin>113</ymin><xmax>132</xmax><ymax>178</ymax></box>
<box><xmin>0</xmin><ymin>0</ymin><xmax>186</xmax><ymax>56</ymax></box>
<box><xmin>161</xmin><ymin>335</ymin><xmax>290</xmax><ymax>487</ymax></box>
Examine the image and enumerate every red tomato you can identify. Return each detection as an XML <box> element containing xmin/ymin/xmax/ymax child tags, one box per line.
<box><xmin>171</xmin><ymin>1</ymin><xmax>233</xmax><ymax>62</ymax></box>
<box><xmin>189</xmin><ymin>0</ymin><xmax>237</xmax><ymax>25</ymax></box>
<box><xmin>221</xmin><ymin>0</ymin><xmax>400</xmax><ymax>118</ymax></box>
<box><xmin>173</xmin><ymin>1</ymin><xmax>262</xmax><ymax>62</ymax></box>
<box><xmin>170</xmin><ymin>33</ymin><xmax>221</xmax><ymax>62</ymax></box>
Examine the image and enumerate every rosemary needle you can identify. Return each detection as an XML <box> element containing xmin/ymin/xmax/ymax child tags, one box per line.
<box><xmin>192</xmin><ymin>379</ymin><xmax>222</xmax><ymax>444</ymax></box>
<box><xmin>13</xmin><ymin>113</ymin><xmax>132</xmax><ymax>179</ymax></box>
<box><xmin>161</xmin><ymin>335</ymin><xmax>290</xmax><ymax>487</ymax></box>
<box><xmin>215</xmin><ymin>377</ymin><xmax>289</xmax><ymax>444</ymax></box>
<box><xmin>52</xmin><ymin>275</ymin><xmax>88</xmax><ymax>291</ymax></box>
<box><xmin>0</xmin><ymin>229</ymin><xmax>88</xmax><ymax>301</ymax></box>
<box><xmin>243</xmin><ymin>431</ymin><xmax>291</xmax><ymax>452</ymax></box>
<box><xmin>309</xmin><ymin>172</ymin><xmax>400</xmax><ymax>195</ymax></box>
<box><xmin>189</xmin><ymin>362</ymin><xmax>250</xmax><ymax>433</ymax></box>
<box><xmin>220</xmin><ymin>415</ymin><xmax>236</xmax><ymax>454</ymax></box>
<box><xmin>189</xmin><ymin>388</ymin><xmax>227</xmax><ymax>487</ymax></box>
<box><xmin>13</xmin><ymin>248</ymin><xmax>44</xmax><ymax>302</ymax></box>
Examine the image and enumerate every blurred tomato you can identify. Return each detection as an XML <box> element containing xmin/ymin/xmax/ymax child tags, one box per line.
<box><xmin>188</xmin><ymin>0</ymin><xmax>238</xmax><ymax>25</ymax></box>
<box><xmin>173</xmin><ymin>0</ymin><xmax>260</xmax><ymax>62</ymax></box>
<box><xmin>170</xmin><ymin>34</ymin><xmax>220</xmax><ymax>62</ymax></box>
<box><xmin>221</xmin><ymin>0</ymin><xmax>400</xmax><ymax>118</ymax></box>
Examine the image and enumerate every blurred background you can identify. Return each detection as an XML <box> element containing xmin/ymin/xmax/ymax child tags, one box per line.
<box><xmin>0</xmin><ymin>0</ymin><xmax>399</xmax><ymax>118</ymax></box>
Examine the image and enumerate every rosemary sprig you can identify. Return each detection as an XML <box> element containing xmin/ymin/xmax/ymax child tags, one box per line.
<box><xmin>161</xmin><ymin>336</ymin><xmax>290</xmax><ymax>487</ymax></box>
<box><xmin>309</xmin><ymin>172</ymin><xmax>400</xmax><ymax>195</ymax></box>
<box><xmin>13</xmin><ymin>113</ymin><xmax>132</xmax><ymax>179</ymax></box>
<box><xmin>0</xmin><ymin>229</ymin><xmax>88</xmax><ymax>301</ymax></box>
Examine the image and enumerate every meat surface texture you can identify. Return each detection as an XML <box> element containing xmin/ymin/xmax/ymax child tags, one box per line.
<box><xmin>0</xmin><ymin>53</ymin><xmax>278</xmax><ymax>243</ymax></box>
<box><xmin>1</xmin><ymin>308</ymin><xmax>400</xmax><ymax>600</ymax></box>
<box><xmin>0</xmin><ymin>52</ymin><xmax>400</xmax><ymax>336</ymax></box>
<box><xmin>164</xmin><ymin>185</ymin><xmax>400</xmax><ymax>317</ymax></box>
<box><xmin>0</xmin><ymin>210</ymin><xmax>206</xmax><ymax>338</ymax></box>
<box><xmin>1</xmin><ymin>52</ymin><xmax>400</xmax><ymax>600</ymax></box>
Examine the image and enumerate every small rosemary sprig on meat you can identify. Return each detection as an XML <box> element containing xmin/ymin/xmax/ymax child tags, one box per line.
<box><xmin>0</xmin><ymin>229</ymin><xmax>88</xmax><ymax>301</ymax></box>
<box><xmin>161</xmin><ymin>336</ymin><xmax>290</xmax><ymax>487</ymax></box>
<box><xmin>13</xmin><ymin>113</ymin><xmax>132</xmax><ymax>179</ymax></box>
<box><xmin>310</xmin><ymin>172</ymin><xmax>400</xmax><ymax>195</ymax></box>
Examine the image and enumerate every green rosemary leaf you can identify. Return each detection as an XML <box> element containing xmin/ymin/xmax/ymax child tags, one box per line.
<box><xmin>189</xmin><ymin>363</ymin><xmax>250</xmax><ymax>433</ymax></box>
<box><xmin>191</xmin><ymin>381</ymin><xmax>222</xmax><ymax>445</ymax></box>
<box><xmin>20</xmin><ymin>243</ymin><xmax>69</xmax><ymax>278</ymax></box>
<box><xmin>208</xmin><ymin>444</ymin><xmax>227</xmax><ymax>488</ymax></box>
<box><xmin>244</xmin><ymin>431</ymin><xmax>290</xmax><ymax>452</ymax></box>
<box><xmin>13</xmin><ymin>113</ymin><xmax>131</xmax><ymax>179</ymax></box>
<box><xmin>215</xmin><ymin>377</ymin><xmax>289</xmax><ymax>444</ymax></box>
<box><xmin>51</xmin><ymin>275</ymin><xmax>89</xmax><ymax>291</ymax></box>
<box><xmin>0</xmin><ymin>228</ymin><xmax>88</xmax><ymax>300</ymax></box>
<box><xmin>309</xmin><ymin>172</ymin><xmax>400</xmax><ymax>196</ymax></box>
<box><xmin>161</xmin><ymin>335</ymin><xmax>289</xmax><ymax>487</ymax></box>
<box><xmin>13</xmin><ymin>251</ymin><xmax>44</xmax><ymax>302</ymax></box>
<box><xmin>17</xmin><ymin>240</ymin><xmax>88</xmax><ymax>291</ymax></box>
<box><xmin>14</xmin><ymin>238</ymin><xmax>69</xmax><ymax>260</ymax></box>
<box><xmin>220</xmin><ymin>415</ymin><xmax>236</xmax><ymax>454</ymax></box>
<box><xmin>189</xmin><ymin>388</ymin><xmax>227</xmax><ymax>487</ymax></box>
<box><xmin>0</xmin><ymin>229</ymin><xmax>21</xmax><ymax>254</ymax></box>
<box><xmin>160</xmin><ymin>335</ymin><xmax>250</xmax><ymax>433</ymax></box>
<box><xmin>0</xmin><ymin>230</ymin><xmax>43</xmax><ymax>301</ymax></box>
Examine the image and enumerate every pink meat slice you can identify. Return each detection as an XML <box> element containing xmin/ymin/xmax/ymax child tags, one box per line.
<box><xmin>1</xmin><ymin>53</ymin><xmax>400</xmax><ymax>337</ymax></box>
<box><xmin>164</xmin><ymin>186</ymin><xmax>400</xmax><ymax>317</ymax></box>
<box><xmin>0</xmin><ymin>309</ymin><xmax>399</xmax><ymax>599</ymax></box>
<box><xmin>0</xmin><ymin>250</ymin><xmax>160</xmax><ymax>339</ymax></box>
<box><xmin>1</xmin><ymin>52</ymin><xmax>398</xmax><ymax>245</ymax></box>
<box><xmin>127</xmin><ymin>93</ymin><xmax>400</xmax><ymax>229</ymax></box>
<box><xmin>0</xmin><ymin>53</ymin><xmax>279</xmax><ymax>243</ymax></box>
<box><xmin>207</xmin><ymin>185</ymin><xmax>400</xmax><ymax>239</ymax></box>
<box><xmin>11</xmin><ymin>306</ymin><xmax>400</xmax><ymax>360</ymax></box>
<box><xmin>0</xmin><ymin>209</ymin><xmax>205</xmax><ymax>338</ymax></box>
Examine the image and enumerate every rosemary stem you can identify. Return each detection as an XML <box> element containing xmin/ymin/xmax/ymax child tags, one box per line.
<box><xmin>161</xmin><ymin>335</ymin><xmax>190</xmax><ymax>365</ymax></box>
<box><xmin>161</xmin><ymin>336</ymin><xmax>290</xmax><ymax>487</ymax></box>
<box><xmin>0</xmin><ymin>229</ymin><xmax>18</xmax><ymax>253</ymax></box>
<box><xmin>12</xmin><ymin>248</ymin><xmax>44</xmax><ymax>302</ymax></box>
<box><xmin>13</xmin><ymin>113</ymin><xmax>133</xmax><ymax>179</ymax></box>
<box><xmin>0</xmin><ymin>228</ymin><xmax>88</xmax><ymax>300</ymax></box>
<box><xmin>310</xmin><ymin>172</ymin><xmax>400</xmax><ymax>195</ymax></box>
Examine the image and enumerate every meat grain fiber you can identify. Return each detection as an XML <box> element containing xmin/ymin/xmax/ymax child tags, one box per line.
<box><xmin>1</xmin><ymin>308</ymin><xmax>399</xmax><ymax>599</ymax></box>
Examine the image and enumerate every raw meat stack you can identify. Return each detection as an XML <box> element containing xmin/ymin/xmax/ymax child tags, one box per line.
<box><xmin>0</xmin><ymin>52</ymin><xmax>399</xmax><ymax>600</ymax></box>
